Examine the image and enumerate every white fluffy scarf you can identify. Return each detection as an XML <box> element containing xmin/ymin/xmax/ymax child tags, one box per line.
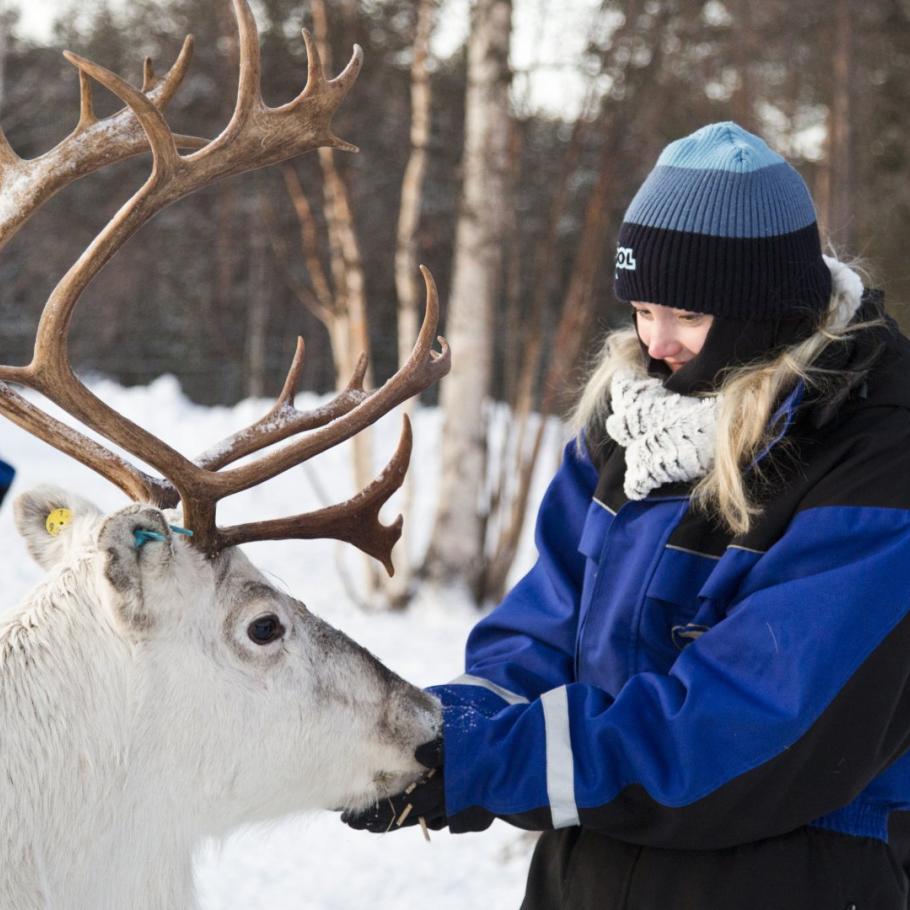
<box><xmin>605</xmin><ymin>256</ymin><xmax>865</xmax><ymax>501</ymax></box>
<box><xmin>606</xmin><ymin>374</ymin><xmax>719</xmax><ymax>499</ymax></box>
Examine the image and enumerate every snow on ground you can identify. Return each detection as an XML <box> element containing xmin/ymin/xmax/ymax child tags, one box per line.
<box><xmin>0</xmin><ymin>376</ymin><xmax>567</xmax><ymax>910</ymax></box>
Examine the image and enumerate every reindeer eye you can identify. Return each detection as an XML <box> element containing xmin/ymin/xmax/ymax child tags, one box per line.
<box><xmin>247</xmin><ymin>614</ymin><xmax>285</xmax><ymax>645</ymax></box>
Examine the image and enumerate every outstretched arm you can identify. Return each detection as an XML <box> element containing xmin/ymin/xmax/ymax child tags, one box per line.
<box><xmin>431</xmin><ymin>438</ymin><xmax>598</xmax><ymax>714</ymax></box>
<box><xmin>440</xmin><ymin>422</ymin><xmax>910</xmax><ymax>847</ymax></box>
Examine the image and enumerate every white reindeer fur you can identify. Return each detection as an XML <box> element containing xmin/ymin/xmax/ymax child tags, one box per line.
<box><xmin>1</xmin><ymin>485</ymin><xmax>440</xmax><ymax>910</ymax></box>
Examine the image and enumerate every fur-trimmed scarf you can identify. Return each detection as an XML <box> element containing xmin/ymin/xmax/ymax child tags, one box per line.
<box><xmin>603</xmin><ymin>257</ymin><xmax>868</xmax><ymax>501</ymax></box>
<box><xmin>605</xmin><ymin>374</ymin><xmax>719</xmax><ymax>500</ymax></box>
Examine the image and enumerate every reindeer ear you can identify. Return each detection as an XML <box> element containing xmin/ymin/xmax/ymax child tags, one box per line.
<box><xmin>96</xmin><ymin>504</ymin><xmax>176</xmax><ymax>632</ymax></box>
<box><xmin>14</xmin><ymin>485</ymin><xmax>103</xmax><ymax>570</ymax></box>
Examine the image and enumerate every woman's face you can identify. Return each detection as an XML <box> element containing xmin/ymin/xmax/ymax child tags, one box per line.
<box><xmin>632</xmin><ymin>302</ymin><xmax>714</xmax><ymax>372</ymax></box>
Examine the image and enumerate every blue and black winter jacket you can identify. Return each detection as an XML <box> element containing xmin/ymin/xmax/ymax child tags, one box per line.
<box><xmin>0</xmin><ymin>458</ymin><xmax>13</xmax><ymax>506</ymax></box>
<box><xmin>431</xmin><ymin>315</ymin><xmax>910</xmax><ymax>858</ymax></box>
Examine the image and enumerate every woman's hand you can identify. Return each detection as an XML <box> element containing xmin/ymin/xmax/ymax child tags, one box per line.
<box><xmin>341</xmin><ymin>737</ymin><xmax>446</xmax><ymax>833</ymax></box>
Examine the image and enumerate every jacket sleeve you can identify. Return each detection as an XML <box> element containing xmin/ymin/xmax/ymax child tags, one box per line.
<box><xmin>429</xmin><ymin>437</ymin><xmax>598</xmax><ymax>716</ymax></box>
<box><xmin>440</xmin><ymin>429</ymin><xmax>910</xmax><ymax>848</ymax></box>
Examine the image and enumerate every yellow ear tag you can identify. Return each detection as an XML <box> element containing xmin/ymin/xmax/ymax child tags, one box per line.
<box><xmin>46</xmin><ymin>508</ymin><xmax>73</xmax><ymax>537</ymax></box>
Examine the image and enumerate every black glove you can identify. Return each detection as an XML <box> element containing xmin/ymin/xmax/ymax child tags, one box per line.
<box><xmin>341</xmin><ymin>737</ymin><xmax>446</xmax><ymax>833</ymax></box>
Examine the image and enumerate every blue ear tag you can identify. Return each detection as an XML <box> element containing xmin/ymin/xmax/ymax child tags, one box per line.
<box><xmin>133</xmin><ymin>525</ymin><xmax>194</xmax><ymax>549</ymax></box>
<box><xmin>133</xmin><ymin>529</ymin><xmax>167</xmax><ymax>548</ymax></box>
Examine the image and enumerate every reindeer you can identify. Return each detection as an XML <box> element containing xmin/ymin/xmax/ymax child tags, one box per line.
<box><xmin>0</xmin><ymin>3</ymin><xmax>450</xmax><ymax>908</ymax></box>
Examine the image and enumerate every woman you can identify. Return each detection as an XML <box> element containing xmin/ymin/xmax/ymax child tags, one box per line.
<box><xmin>344</xmin><ymin>122</ymin><xmax>910</xmax><ymax>909</ymax></box>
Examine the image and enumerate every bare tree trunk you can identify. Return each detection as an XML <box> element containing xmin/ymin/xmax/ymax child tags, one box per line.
<box><xmin>814</xmin><ymin>151</ymin><xmax>831</xmax><ymax>248</ymax></box>
<box><xmin>277</xmin><ymin>169</ymin><xmax>365</xmax><ymax>428</ymax></box>
<box><xmin>245</xmin><ymin>187</ymin><xmax>270</xmax><ymax>399</ymax></box>
<box><xmin>544</xmin><ymin>151</ymin><xmax>616</xmax><ymax>410</ymax></box>
<box><xmin>0</xmin><ymin>3</ymin><xmax>8</xmax><ymax>116</ymax></box>
<box><xmin>310</xmin><ymin>0</ymin><xmax>371</xmax><ymax>385</ymax></box>
<box><xmin>479</xmin><ymin>110</ymin><xmax>590</xmax><ymax>602</ymax></box>
<box><xmin>318</xmin><ymin>155</ymin><xmax>371</xmax><ymax>384</ymax></box>
<box><xmin>730</xmin><ymin>0</ymin><xmax>756</xmax><ymax>131</ymax></box>
<box><xmin>0</xmin><ymin>6</ymin><xmax>17</xmax><ymax>206</ymax></box>
<box><xmin>309</xmin><ymin>0</ymin><xmax>379</xmax><ymax>594</ymax></box>
<box><xmin>208</xmin><ymin>182</ymin><xmax>242</xmax><ymax>364</ymax></box>
<box><xmin>822</xmin><ymin>0</ymin><xmax>854</xmax><ymax>250</ymax></box>
<box><xmin>480</xmin><ymin>130</ymin><xmax>615</xmax><ymax>602</ymax></box>
<box><xmin>500</xmin><ymin>118</ymin><xmax>526</xmax><ymax>408</ymax></box>
<box><xmin>396</xmin><ymin>0</ymin><xmax>436</xmax><ymax>371</ymax></box>
<box><xmin>425</xmin><ymin>0</ymin><xmax>513</xmax><ymax>595</ymax></box>
<box><xmin>388</xmin><ymin>0</ymin><xmax>437</xmax><ymax>608</ymax></box>
<box><xmin>473</xmin><ymin>1</ymin><xmax>651</xmax><ymax>605</ymax></box>
<box><xmin>280</xmin><ymin>166</ymin><xmax>334</xmax><ymax>316</ymax></box>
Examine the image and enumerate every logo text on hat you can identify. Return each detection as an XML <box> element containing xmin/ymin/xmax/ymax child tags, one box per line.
<box><xmin>616</xmin><ymin>246</ymin><xmax>637</xmax><ymax>272</ymax></box>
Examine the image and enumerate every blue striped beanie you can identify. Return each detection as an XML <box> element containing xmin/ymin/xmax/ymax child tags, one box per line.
<box><xmin>613</xmin><ymin>122</ymin><xmax>831</xmax><ymax>321</ymax></box>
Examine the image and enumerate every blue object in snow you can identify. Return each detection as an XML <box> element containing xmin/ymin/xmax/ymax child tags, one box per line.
<box><xmin>0</xmin><ymin>459</ymin><xmax>14</xmax><ymax>506</ymax></box>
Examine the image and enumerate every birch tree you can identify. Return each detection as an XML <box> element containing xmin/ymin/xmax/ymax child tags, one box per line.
<box><xmin>816</xmin><ymin>0</ymin><xmax>854</xmax><ymax>250</ymax></box>
<box><xmin>0</xmin><ymin>2</ymin><xmax>8</xmax><ymax>115</ymax></box>
<box><xmin>388</xmin><ymin>0</ymin><xmax>438</xmax><ymax>607</ymax></box>
<box><xmin>298</xmin><ymin>0</ymin><xmax>379</xmax><ymax>595</ymax></box>
<box><xmin>425</xmin><ymin>0</ymin><xmax>512</xmax><ymax>593</ymax></box>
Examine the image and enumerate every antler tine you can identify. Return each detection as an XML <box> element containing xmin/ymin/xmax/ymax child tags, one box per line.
<box><xmin>285</xmin><ymin>31</ymin><xmax>363</xmax><ymax>156</ymax></box>
<box><xmin>0</xmin><ymin>128</ymin><xmax>18</xmax><ymax>169</ymax></box>
<box><xmin>413</xmin><ymin>265</ymin><xmax>450</xmax><ymax>367</ymax></box>
<box><xmin>0</xmin><ymin>33</ymin><xmax>204</xmax><ymax>252</ymax></box>
<box><xmin>327</xmin><ymin>40</ymin><xmax>364</xmax><ymax>101</ymax></box>
<box><xmin>193</xmin><ymin>344</ymin><xmax>372</xmax><ymax>472</ymax></box>
<box><xmin>300</xmin><ymin>29</ymin><xmax>329</xmax><ymax>96</ymax></box>
<box><xmin>77</xmin><ymin>70</ymin><xmax>96</xmax><ymax>130</ymax></box>
<box><xmin>347</xmin><ymin>352</ymin><xmax>369</xmax><ymax>392</ymax></box>
<box><xmin>62</xmin><ymin>52</ymin><xmax>181</xmax><ymax>182</ymax></box>
<box><xmin>271</xmin><ymin>338</ymin><xmax>367</xmax><ymax>408</ymax></box>
<box><xmin>277</xmin><ymin>336</ymin><xmax>307</xmax><ymax>408</ymax></box>
<box><xmin>142</xmin><ymin>57</ymin><xmax>155</xmax><ymax>93</ymax></box>
<box><xmin>233</xmin><ymin>0</ymin><xmax>264</xmax><ymax>118</ymax></box>
<box><xmin>191</xmin><ymin>1</ymin><xmax>362</xmax><ymax>170</ymax></box>
<box><xmin>217</xmin><ymin>414</ymin><xmax>413</xmax><ymax>573</ymax></box>
<box><xmin>72</xmin><ymin>35</ymin><xmax>197</xmax><ymax>138</ymax></box>
<box><xmin>155</xmin><ymin>35</ymin><xmax>195</xmax><ymax>108</ymax></box>
<box><xmin>192</xmin><ymin>0</ymin><xmax>263</xmax><ymax>162</ymax></box>
<box><xmin>199</xmin><ymin>267</ymin><xmax>448</xmax><ymax>501</ymax></box>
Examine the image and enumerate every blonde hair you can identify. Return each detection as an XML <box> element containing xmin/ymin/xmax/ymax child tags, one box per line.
<box><xmin>571</xmin><ymin>274</ymin><xmax>884</xmax><ymax>536</ymax></box>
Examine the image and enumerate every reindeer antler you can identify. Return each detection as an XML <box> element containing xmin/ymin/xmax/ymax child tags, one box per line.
<box><xmin>0</xmin><ymin>0</ymin><xmax>450</xmax><ymax>573</ymax></box>
<box><xmin>0</xmin><ymin>36</ymin><xmax>205</xmax><ymax>251</ymax></box>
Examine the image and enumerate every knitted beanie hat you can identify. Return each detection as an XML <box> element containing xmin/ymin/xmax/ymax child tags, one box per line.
<box><xmin>613</xmin><ymin>122</ymin><xmax>832</xmax><ymax>320</ymax></box>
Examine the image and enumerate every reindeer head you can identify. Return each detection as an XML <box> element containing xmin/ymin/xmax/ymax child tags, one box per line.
<box><xmin>13</xmin><ymin>484</ymin><xmax>441</xmax><ymax>828</ymax></box>
<box><xmin>0</xmin><ymin>0</ymin><xmax>451</xmax><ymax>836</ymax></box>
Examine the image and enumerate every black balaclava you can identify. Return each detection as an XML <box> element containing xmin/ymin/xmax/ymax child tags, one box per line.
<box><xmin>636</xmin><ymin>311</ymin><xmax>820</xmax><ymax>396</ymax></box>
<box><xmin>614</xmin><ymin>121</ymin><xmax>833</xmax><ymax>394</ymax></box>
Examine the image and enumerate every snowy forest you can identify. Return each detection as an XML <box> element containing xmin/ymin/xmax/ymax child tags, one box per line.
<box><xmin>1</xmin><ymin>0</ymin><xmax>909</xmax><ymax>609</ymax></box>
<box><xmin>1</xmin><ymin>1</ymin><xmax>910</xmax><ymax>907</ymax></box>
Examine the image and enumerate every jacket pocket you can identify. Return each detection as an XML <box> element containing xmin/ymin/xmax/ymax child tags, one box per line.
<box><xmin>641</xmin><ymin>546</ymin><xmax>722</xmax><ymax>669</ymax></box>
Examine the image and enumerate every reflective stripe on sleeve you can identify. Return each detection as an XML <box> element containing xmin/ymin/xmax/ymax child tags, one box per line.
<box><xmin>447</xmin><ymin>673</ymin><xmax>530</xmax><ymax>705</ymax></box>
<box><xmin>541</xmin><ymin>686</ymin><xmax>579</xmax><ymax>828</ymax></box>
